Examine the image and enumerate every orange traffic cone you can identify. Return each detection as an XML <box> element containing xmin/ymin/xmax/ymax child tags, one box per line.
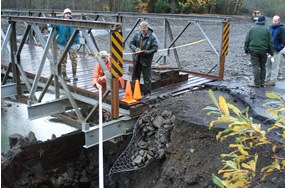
<box><xmin>122</xmin><ymin>80</ymin><xmax>137</xmax><ymax>104</ymax></box>
<box><xmin>133</xmin><ymin>80</ymin><xmax>142</xmax><ymax>100</ymax></box>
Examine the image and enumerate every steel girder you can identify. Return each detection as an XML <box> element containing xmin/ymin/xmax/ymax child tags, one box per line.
<box><xmin>1</xmin><ymin>83</ymin><xmax>27</xmax><ymax>98</ymax></box>
<box><xmin>83</xmin><ymin>116</ymin><xmax>137</xmax><ymax>148</ymax></box>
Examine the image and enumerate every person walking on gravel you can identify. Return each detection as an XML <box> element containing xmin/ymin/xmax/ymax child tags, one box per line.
<box><xmin>244</xmin><ymin>16</ymin><xmax>274</xmax><ymax>88</ymax></box>
<box><xmin>265</xmin><ymin>15</ymin><xmax>285</xmax><ymax>86</ymax></box>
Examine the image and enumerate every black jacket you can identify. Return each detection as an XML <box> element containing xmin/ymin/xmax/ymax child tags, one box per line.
<box><xmin>129</xmin><ymin>28</ymin><xmax>158</xmax><ymax>65</ymax></box>
<box><xmin>276</xmin><ymin>26</ymin><xmax>285</xmax><ymax>49</ymax></box>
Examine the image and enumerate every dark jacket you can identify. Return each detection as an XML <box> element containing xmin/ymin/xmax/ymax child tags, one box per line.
<box><xmin>56</xmin><ymin>17</ymin><xmax>79</xmax><ymax>46</ymax></box>
<box><xmin>273</xmin><ymin>24</ymin><xmax>285</xmax><ymax>51</ymax></box>
<box><xmin>244</xmin><ymin>23</ymin><xmax>274</xmax><ymax>56</ymax></box>
<box><xmin>129</xmin><ymin>28</ymin><xmax>158</xmax><ymax>65</ymax></box>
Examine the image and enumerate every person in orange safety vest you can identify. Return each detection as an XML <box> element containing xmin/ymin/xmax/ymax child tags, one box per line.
<box><xmin>92</xmin><ymin>51</ymin><xmax>124</xmax><ymax>92</ymax></box>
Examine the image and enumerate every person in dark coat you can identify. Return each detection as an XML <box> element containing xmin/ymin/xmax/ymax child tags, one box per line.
<box><xmin>244</xmin><ymin>16</ymin><xmax>274</xmax><ymax>88</ymax></box>
<box><xmin>129</xmin><ymin>21</ymin><xmax>158</xmax><ymax>98</ymax></box>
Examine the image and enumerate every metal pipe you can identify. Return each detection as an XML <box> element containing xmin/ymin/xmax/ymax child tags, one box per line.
<box><xmin>98</xmin><ymin>87</ymin><xmax>104</xmax><ymax>188</ymax></box>
<box><xmin>5</xmin><ymin>16</ymin><xmax>121</xmax><ymax>30</ymax></box>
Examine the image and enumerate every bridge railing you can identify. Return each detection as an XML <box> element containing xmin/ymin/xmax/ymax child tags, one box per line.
<box><xmin>1</xmin><ymin>14</ymin><xmax>122</xmax><ymax>118</ymax></box>
<box><xmin>2</xmin><ymin>9</ymin><xmax>230</xmax><ymax>79</ymax></box>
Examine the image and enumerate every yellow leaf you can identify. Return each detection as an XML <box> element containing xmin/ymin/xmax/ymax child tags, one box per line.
<box><xmin>232</xmin><ymin>125</ymin><xmax>248</xmax><ymax>132</ymax></box>
<box><xmin>229</xmin><ymin>144</ymin><xmax>240</xmax><ymax>148</ymax></box>
<box><xmin>268</xmin><ymin>125</ymin><xmax>280</xmax><ymax>132</ymax></box>
<box><xmin>229</xmin><ymin>122</ymin><xmax>247</xmax><ymax>129</ymax></box>
<box><xmin>223</xmin><ymin>172</ymin><xmax>234</xmax><ymax>178</ymax></box>
<box><xmin>281</xmin><ymin>160</ymin><xmax>285</xmax><ymax>169</ymax></box>
<box><xmin>265</xmin><ymin>92</ymin><xmax>282</xmax><ymax>101</ymax></box>
<box><xmin>251</xmin><ymin>123</ymin><xmax>262</xmax><ymax>133</ymax></box>
<box><xmin>236</xmin><ymin>155</ymin><xmax>246</xmax><ymax>162</ymax></box>
<box><xmin>257</xmin><ymin>137</ymin><xmax>270</xmax><ymax>145</ymax></box>
<box><xmin>218</xmin><ymin>169</ymin><xmax>235</xmax><ymax>174</ymax></box>
<box><xmin>249</xmin><ymin>142</ymin><xmax>253</xmax><ymax>148</ymax></box>
<box><xmin>241</xmin><ymin>163</ymin><xmax>252</xmax><ymax>170</ymax></box>
<box><xmin>225</xmin><ymin>161</ymin><xmax>238</xmax><ymax>169</ymax></box>
<box><xmin>216</xmin><ymin>131</ymin><xmax>223</xmax><ymax>140</ymax></box>
<box><xmin>251</xmin><ymin>155</ymin><xmax>258</xmax><ymax>172</ymax></box>
<box><xmin>272</xmin><ymin>145</ymin><xmax>277</xmax><ymax>153</ymax></box>
<box><xmin>219</xmin><ymin>96</ymin><xmax>230</xmax><ymax>116</ymax></box>
<box><xmin>210</xmin><ymin>119</ymin><xmax>234</xmax><ymax>130</ymax></box>
<box><xmin>273</xmin><ymin>161</ymin><xmax>281</xmax><ymax>170</ymax></box>
<box><xmin>238</xmin><ymin>145</ymin><xmax>249</xmax><ymax>156</ymax></box>
<box><xmin>227</xmin><ymin>103</ymin><xmax>242</xmax><ymax>116</ymax></box>
<box><xmin>210</xmin><ymin>120</ymin><xmax>219</xmax><ymax>130</ymax></box>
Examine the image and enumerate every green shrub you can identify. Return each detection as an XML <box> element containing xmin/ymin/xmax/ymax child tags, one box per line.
<box><xmin>204</xmin><ymin>90</ymin><xmax>285</xmax><ymax>188</ymax></box>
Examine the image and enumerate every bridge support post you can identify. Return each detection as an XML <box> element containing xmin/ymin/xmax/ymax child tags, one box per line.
<box><xmin>219</xmin><ymin>21</ymin><xmax>230</xmax><ymax>79</ymax></box>
<box><xmin>112</xmin><ymin>78</ymin><xmax>119</xmax><ymax>118</ymax></box>
<box><xmin>111</xmin><ymin>31</ymin><xmax>123</xmax><ymax>119</ymax></box>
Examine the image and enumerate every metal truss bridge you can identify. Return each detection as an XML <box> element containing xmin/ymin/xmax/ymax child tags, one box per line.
<box><xmin>1</xmin><ymin>9</ymin><xmax>230</xmax><ymax>148</ymax></box>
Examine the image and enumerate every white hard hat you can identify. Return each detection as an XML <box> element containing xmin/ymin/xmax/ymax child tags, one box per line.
<box><xmin>99</xmin><ymin>51</ymin><xmax>110</xmax><ymax>57</ymax></box>
<box><xmin>63</xmin><ymin>8</ymin><xmax>72</xmax><ymax>15</ymax></box>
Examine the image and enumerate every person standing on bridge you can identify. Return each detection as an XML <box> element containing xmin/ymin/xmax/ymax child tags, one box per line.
<box><xmin>244</xmin><ymin>15</ymin><xmax>274</xmax><ymax>88</ymax></box>
<box><xmin>129</xmin><ymin>21</ymin><xmax>158</xmax><ymax>99</ymax></box>
<box><xmin>56</xmin><ymin>8</ymin><xmax>80</xmax><ymax>82</ymax></box>
<box><xmin>265</xmin><ymin>15</ymin><xmax>285</xmax><ymax>86</ymax></box>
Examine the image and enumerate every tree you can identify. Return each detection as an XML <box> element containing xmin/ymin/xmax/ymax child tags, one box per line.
<box><xmin>233</xmin><ymin>0</ymin><xmax>243</xmax><ymax>14</ymax></box>
<box><xmin>136</xmin><ymin>0</ymin><xmax>150</xmax><ymax>13</ymax></box>
<box><xmin>177</xmin><ymin>0</ymin><xmax>218</xmax><ymax>14</ymax></box>
<box><xmin>154</xmin><ymin>0</ymin><xmax>172</xmax><ymax>13</ymax></box>
<box><xmin>170</xmin><ymin>0</ymin><xmax>177</xmax><ymax>13</ymax></box>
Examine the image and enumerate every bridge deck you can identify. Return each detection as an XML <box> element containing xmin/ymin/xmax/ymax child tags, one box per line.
<box><xmin>2</xmin><ymin>44</ymin><xmax>129</xmax><ymax>97</ymax></box>
<box><xmin>1</xmin><ymin>44</ymin><xmax>213</xmax><ymax>110</ymax></box>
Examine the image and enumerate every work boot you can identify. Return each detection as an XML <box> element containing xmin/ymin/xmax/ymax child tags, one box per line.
<box><xmin>145</xmin><ymin>93</ymin><xmax>151</xmax><ymax>99</ymax></box>
<box><xmin>62</xmin><ymin>72</ymin><xmax>70</xmax><ymax>82</ymax></box>
<box><xmin>73</xmin><ymin>74</ymin><xmax>78</xmax><ymax>81</ymax></box>
<box><xmin>248</xmin><ymin>84</ymin><xmax>260</xmax><ymax>88</ymax></box>
<box><xmin>264</xmin><ymin>82</ymin><xmax>275</xmax><ymax>86</ymax></box>
<box><xmin>63</xmin><ymin>76</ymin><xmax>70</xmax><ymax>82</ymax></box>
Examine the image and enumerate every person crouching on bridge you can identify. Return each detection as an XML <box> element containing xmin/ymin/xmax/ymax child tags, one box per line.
<box><xmin>92</xmin><ymin>51</ymin><xmax>124</xmax><ymax>93</ymax></box>
<box><xmin>129</xmin><ymin>21</ymin><xmax>158</xmax><ymax>99</ymax></box>
<box><xmin>56</xmin><ymin>8</ymin><xmax>80</xmax><ymax>82</ymax></box>
<box><xmin>92</xmin><ymin>51</ymin><xmax>111</xmax><ymax>93</ymax></box>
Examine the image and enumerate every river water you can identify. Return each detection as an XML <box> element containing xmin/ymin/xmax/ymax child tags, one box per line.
<box><xmin>1</xmin><ymin>97</ymin><xmax>77</xmax><ymax>153</ymax></box>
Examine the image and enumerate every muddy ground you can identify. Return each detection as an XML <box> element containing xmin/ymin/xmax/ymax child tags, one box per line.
<box><xmin>108</xmin><ymin>89</ymin><xmax>285</xmax><ymax>188</ymax></box>
<box><xmin>2</xmin><ymin>15</ymin><xmax>285</xmax><ymax>187</ymax></box>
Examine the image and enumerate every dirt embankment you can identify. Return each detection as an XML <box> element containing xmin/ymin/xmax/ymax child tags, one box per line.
<box><xmin>109</xmin><ymin>90</ymin><xmax>285</xmax><ymax>188</ymax></box>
